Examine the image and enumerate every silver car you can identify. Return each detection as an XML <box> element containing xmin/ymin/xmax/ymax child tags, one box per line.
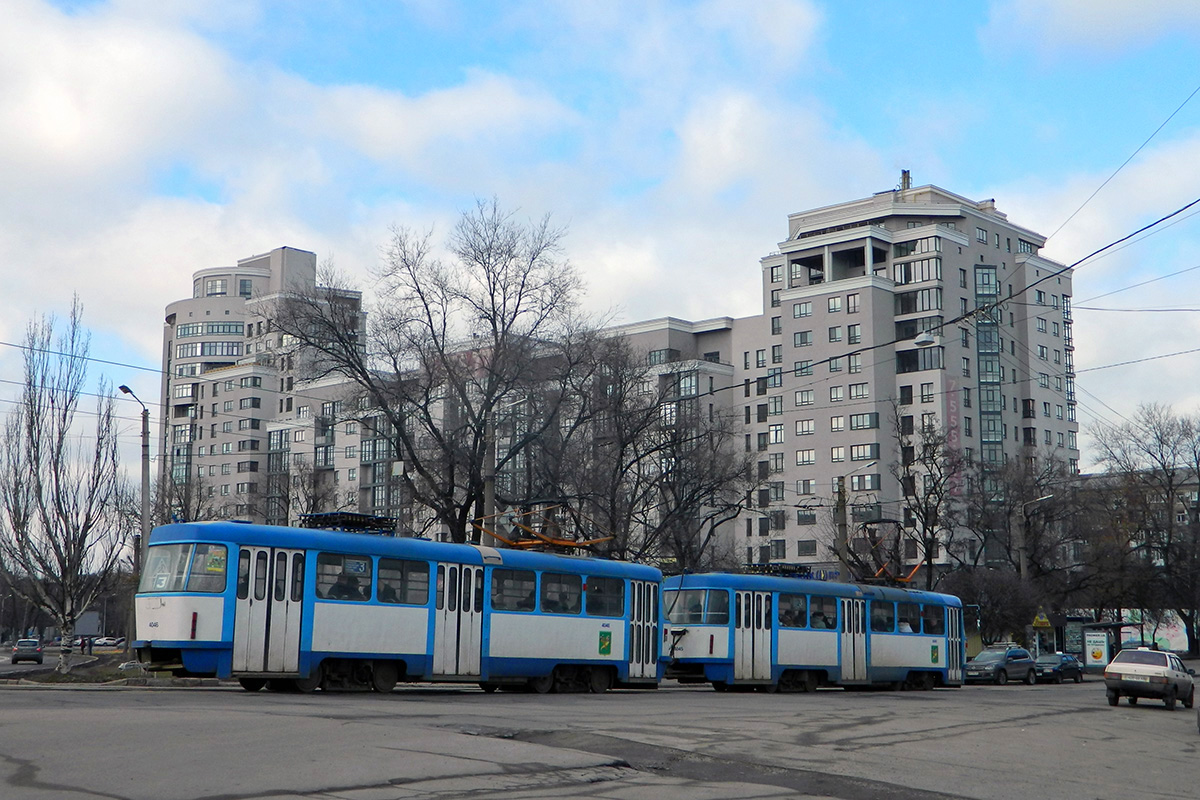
<box><xmin>1104</xmin><ymin>648</ymin><xmax>1194</xmax><ymax>709</ymax></box>
<box><xmin>11</xmin><ymin>639</ymin><xmax>43</xmax><ymax>665</ymax></box>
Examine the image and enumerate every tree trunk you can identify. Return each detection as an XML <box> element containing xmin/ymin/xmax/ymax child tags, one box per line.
<box><xmin>56</xmin><ymin>618</ymin><xmax>76</xmax><ymax>674</ymax></box>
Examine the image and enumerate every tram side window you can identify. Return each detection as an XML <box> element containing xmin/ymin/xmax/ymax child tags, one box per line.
<box><xmin>585</xmin><ymin>576</ymin><xmax>625</xmax><ymax>617</ymax></box>
<box><xmin>778</xmin><ymin>593</ymin><xmax>806</xmax><ymax>627</ymax></box>
<box><xmin>290</xmin><ymin>553</ymin><xmax>304</xmax><ymax>602</ymax></box>
<box><xmin>541</xmin><ymin>573</ymin><xmax>582</xmax><ymax>614</ymax></box>
<box><xmin>184</xmin><ymin>544</ymin><xmax>228</xmax><ymax>593</ymax></box>
<box><xmin>809</xmin><ymin>596</ymin><xmax>837</xmax><ymax>629</ymax></box>
<box><xmin>922</xmin><ymin>604</ymin><xmax>945</xmax><ymax>635</ymax></box>
<box><xmin>870</xmin><ymin>601</ymin><xmax>895</xmax><ymax>632</ymax></box>
<box><xmin>315</xmin><ymin>553</ymin><xmax>372</xmax><ymax>601</ymax></box>
<box><xmin>491</xmin><ymin>569</ymin><xmax>536</xmax><ymax>612</ymax></box>
<box><xmin>898</xmin><ymin>602</ymin><xmax>921</xmax><ymax>633</ymax></box>
<box><xmin>707</xmin><ymin>590</ymin><xmax>729</xmax><ymax>624</ymax></box>
<box><xmin>377</xmin><ymin>559</ymin><xmax>430</xmax><ymax>605</ymax></box>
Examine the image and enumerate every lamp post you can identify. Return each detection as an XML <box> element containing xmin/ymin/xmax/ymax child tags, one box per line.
<box><xmin>1018</xmin><ymin>494</ymin><xmax>1054</xmax><ymax>581</ymax></box>
<box><xmin>118</xmin><ymin>385</ymin><xmax>150</xmax><ymax>579</ymax></box>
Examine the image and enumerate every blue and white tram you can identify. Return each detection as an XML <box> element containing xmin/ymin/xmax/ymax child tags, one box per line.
<box><xmin>662</xmin><ymin>573</ymin><xmax>964</xmax><ymax>691</ymax></box>
<box><xmin>134</xmin><ymin>521</ymin><xmax>662</xmax><ymax>693</ymax></box>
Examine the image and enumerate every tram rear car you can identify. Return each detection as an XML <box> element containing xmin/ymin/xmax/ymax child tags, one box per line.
<box><xmin>135</xmin><ymin>521</ymin><xmax>662</xmax><ymax>693</ymax></box>
<box><xmin>662</xmin><ymin>573</ymin><xmax>964</xmax><ymax>691</ymax></box>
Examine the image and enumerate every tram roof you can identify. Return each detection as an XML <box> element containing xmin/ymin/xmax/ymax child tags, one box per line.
<box><xmin>148</xmin><ymin>521</ymin><xmax>662</xmax><ymax>580</ymax></box>
<box><xmin>663</xmin><ymin>572</ymin><xmax>961</xmax><ymax>607</ymax></box>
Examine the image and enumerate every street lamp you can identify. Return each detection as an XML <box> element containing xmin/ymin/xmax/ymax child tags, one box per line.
<box><xmin>118</xmin><ymin>385</ymin><xmax>150</xmax><ymax>578</ymax></box>
<box><xmin>1018</xmin><ymin>494</ymin><xmax>1054</xmax><ymax>581</ymax></box>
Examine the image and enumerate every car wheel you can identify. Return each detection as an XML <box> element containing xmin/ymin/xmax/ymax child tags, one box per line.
<box><xmin>1107</xmin><ymin>691</ymin><xmax>1119</xmax><ymax>706</ymax></box>
<box><xmin>1165</xmin><ymin>687</ymin><xmax>1177</xmax><ymax>711</ymax></box>
<box><xmin>1074</xmin><ymin>672</ymin><xmax>1083</xmax><ymax>684</ymax></box>
<box><xmin>1024</xmin><ymin>669</ymin><xmax>1036</xmax><ymax>685</ymax></box>
<box><xmin>995</xmin><ymin>670</ymin><xmax>1008</xmax><ymax>685</ymax></box>
<box><xmin>1054</xmin><ymin>673</ymin><xmax>1064</xmax><ymax>684</ymax></box>
<box><xmin>1127</xmin><ymin>696</ymin><xmax>1138</xmax><ymax>705</ymax></box>
<box><xmin>1183</xmin><ymin>685</ymin><xmax>1195</xmax><ymax>709</ymax></box>
<box><xmin>8</xmin><ymin>658</ymin><xmax>15</xmax><ymax>665</ymax></box>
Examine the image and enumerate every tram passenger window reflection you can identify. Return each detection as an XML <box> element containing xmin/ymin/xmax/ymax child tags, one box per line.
<box><xmin>778</xmin><ymin>593</ymin><xmax>806</xmax><ymax>628</ymax></box>
<box><xmin>870</xmin><ymin>601</ymin><xmax>895</xmax><ymax>632</ymax></box>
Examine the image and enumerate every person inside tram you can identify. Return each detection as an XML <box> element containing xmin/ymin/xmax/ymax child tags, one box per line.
<box><xmin>329</xmin><ymin>573</ymin><xmax>363</xmax><ymax>600</ymax></box>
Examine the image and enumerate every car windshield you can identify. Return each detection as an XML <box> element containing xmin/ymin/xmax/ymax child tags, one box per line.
<box><xmin>1036</xmin><ymin>655</ymin><xmax>1061</xmax><ymax>664</ymax></box>
<box><xmin>972</xmin><ymin>651</ymin><xmax>1005</xmax><ymax>663</ymax></box>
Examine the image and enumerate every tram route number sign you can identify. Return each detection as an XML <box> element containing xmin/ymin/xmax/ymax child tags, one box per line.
<box><xmin>598</xmin><ymin>631</ymin><xmax>612</xmax><ymax>655</ymax></box>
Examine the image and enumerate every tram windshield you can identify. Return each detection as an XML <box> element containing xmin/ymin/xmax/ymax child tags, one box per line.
<box><xmin>664</xmin><ymin>589</ymin><xmax>729</xmax><ymax>624</ymax></box>
<box><xmin>139</xmin><ymin>543</ymin><xmax>229</xmax><ymax>593</ymax></box>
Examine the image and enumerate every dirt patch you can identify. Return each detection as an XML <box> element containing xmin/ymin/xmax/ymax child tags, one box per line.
<box><xmin>24</xmin><ymin>653</ymin><xmax>134</xmax><ymax>684</ymax></box>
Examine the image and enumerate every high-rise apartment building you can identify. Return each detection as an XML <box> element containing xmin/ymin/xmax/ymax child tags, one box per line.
<box><xmin>621</xmin><ymin>179</ymin><xmax>1077</xmax><ymax>577</ymax></box>
<box><xmin>160</xmin><ymin>247</ymin><xmax>366</xmax><ymax>524</ymax></box>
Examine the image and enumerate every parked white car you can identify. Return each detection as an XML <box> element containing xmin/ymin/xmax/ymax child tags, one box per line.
<box><xmin>1104</xmin><ymin>648</ymin><xmax>1194</xmax><ymax>710</ymax></box>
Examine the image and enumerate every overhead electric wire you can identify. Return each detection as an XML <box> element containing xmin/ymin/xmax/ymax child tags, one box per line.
<box><xmin>1046</xmin><ymin>79</ymin><xmax>1200</xmax><ymax>241</ymax></box>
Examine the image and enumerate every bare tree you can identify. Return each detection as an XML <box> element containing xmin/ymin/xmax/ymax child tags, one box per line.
<box><xmin>0</xmin><ymin>300</ymin><xmax>130</xmax><ymax>672</ymax></box>
<box><xmin>537</xmin><ymin>339</ymin><xmax>755</xmax><ymax>569</ymax></box>
<box><xmin>1093</xmin><ymin>403</ymin><xmax>1200</xmax><ymax>655</ymax></box>
<box><xmin>271</xmin><ymin>199</ymin><xmax>591</xmax><ymax>542</ymax></box>
<box><xmin>890</xmin><ymin>404</ymin><xmax>969</xmax><ymax>590</ymax></box>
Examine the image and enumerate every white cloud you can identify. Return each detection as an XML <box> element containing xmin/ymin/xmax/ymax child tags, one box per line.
<box><xmin>982</xmin><ymin>0</ymin><xmax>1200</xmax><ymax>56</ymax></box>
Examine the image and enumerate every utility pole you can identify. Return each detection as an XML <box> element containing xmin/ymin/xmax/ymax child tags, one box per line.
<box><xmin>835</xmin><ymin>475</ymin><xmax>848</xmax><ymax>581</ymax></box>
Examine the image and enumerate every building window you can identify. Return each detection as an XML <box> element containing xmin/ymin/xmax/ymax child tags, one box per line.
<box><xmin>795</xmin><ymin>360</ymin><xmax>813</xmax><ymax>377</ymax></box>
<box><xmin>829</xmin><ymin>357</ymin><xmax>843</xmax><ymax>373</ymax></box>
<box><xmin>794</xmin><ymin>301</ymin><xmax>812</xmax><ymax>318</ymax></box>
<box><xmin>771</xmin><ymin>289</ymin><xmax>781</xmax><ymax>308</ymax></box>
<box><xmin>831</xmin><ymin>446</ymin><xmax>845</xmax><ymax>462</ymax></box>
<box><xmin>796</xmin><ymin>449</ymin><xmax>816</xmax><ymax>466</ymax></box>
<box><xmin>796</xmin><ymin>419</ymin><xmax>814</xmax><ymax>436</ymax></box>
<box><xmin>976</xmin><ymin>227</ymin><xmax>988</xmax><ymax>243</ymax></box>
<box><xmin>796</xmin><ymin>390</ymin><xmax>814</xmax><ymax>406</ymax></box>
<box><xmin>962</xmin><ymin>357</ymin><xmax>971</xmax><ymax>377</ymax></box>
<box><xmin>828</xmin><ymin>296</ymin><xmax>842</xmax><ymax>313</ymax></box>
<box><xmin>830</xmin><ymin>415</ymin><xmax>845</xmax><ymax>432</ymax></box>
<box><xmin>769</xmin><ymin>424</ymin><xmax>784</xmax><ymax>444</ymax></box>
<box><xmin>239</xmin><ymin>279</ymin><xmax>253</xmax><ymax>298</ymax></box>
<box><xmin>847</xmin><ymin>293</ymin><xmax>860</xmax><ymax>313</ymax></box>
<box><xmin>770</xmin><ymin>264</ymin><xmax>782</xmax><ymax>283</ymax></box>
<box><xmin>850</xmin><ymin>443</ymin><xmax>879</xmax><ymax>461</ymax></box>
<box><xmin>848</xmin><ymin>353</ymin><xmax>862</xmax><ymax>374</ymax></box>
<box><xmin>899</xmin><ymin>385</ymin><xmax>913</xmax><ymax>405</ymax></box>
<box><xmin>850</xmin><ymin>474</ymin><xmax>880</xmax><ymax>491</ymax></box>
<box><xmin>849</xmin><ymin>413</ymin><xmax>878</xmax><ymax>430</ymax></box>
<box><xmin>794</xmin><ymin>331</ymin><xmax>812</xmax><ymax>347</ymax></box>
<box><xmin>769</xmin><ymin>452</ymin><xmax>784</xmax><ymax>473</ymax></box>
<box><xmin>849</xmin><ymin>383</ymin><xmax>868</xmax><ymax>399</ymax></box>
<box><xmin>830</xmin><ymin>386</ymin><xmax>844</xmax><ymax>402</ymax></box>
<box><xmin>768</xmin><ymin>395</ymin><xmax>783</xmax><ymax>416</ymax></box>
<box><xmin>206</xmin><ymin>278</ymin><xmax>228</xmax><ymax>296</ymax></box>
<box><xmin>771</xmin><ymin>316</ymin><xmax>782</xmax><ymax>335</ymax></box>
<box><xmin>828</xmin><ymin>326</ymin><xmax>842</xmax><ymax>343</ymax></box>
<box><xmin>920</xmin><ymin>383</ymin><xmax>934</xmax><ymax>403</ymax></box>
<box><xmin>771</xmin><ymin>344</ymin><xmax>783</xmax><ymax>364</ymax></box>
<box><xmin>795</xmin><ymin>479</ymin><xmax>815</xmax><ymax>495</ymax></box>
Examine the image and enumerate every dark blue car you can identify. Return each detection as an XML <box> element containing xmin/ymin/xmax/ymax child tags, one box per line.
<box><xmin>1035</xmin><ymin>653</ymin><xmax>1083</xmax><ymax>683</ymax></box>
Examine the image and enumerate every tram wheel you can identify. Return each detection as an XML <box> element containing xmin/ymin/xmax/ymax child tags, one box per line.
<box><xmin>266</xmin><ymin>679</ymin><xmax>291</xmax><ymax>692</ymax></box>
<box><xmin>757</xmin><ymin>682</ymin><xmax>779</xmax><ymax>694</ymax></box>
<box><xmin>588</xmin><ymin>668</ymin><xmax>613</xmax><ymax>694</ymax></box>
<box><xmin>371</xmin><ymin>661</ymin><xmax>398</xmax><ymax>694</ymax></box>
<box><xmin>294</xmin><ymin>664</ymin><xmax>324</xmax><ymax>693</ymax></box>
<box><xmin>712</xmin><ymin>681</ymin><xmax>728</xmax><ymax>692</ymax></box>
<box><xmin>528</xmin><ymin>674</ymin><xmax>555</xmax><ymax>694</ymax></box>
<box><xmin>479</xmin><ymin>682</ymin><xmax>499</xmax><ymax>693</ymax></box>
<box><xmin>238</xmin><ymin>678</ymin><xmax>267</xmax><ymax>692</ymax></box>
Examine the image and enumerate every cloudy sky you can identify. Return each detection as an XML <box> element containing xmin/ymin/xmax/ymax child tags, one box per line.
<box><xmin>2</xmin><ymin>0</ymin><xmax>1200</xmax><ymax>467</ymax></box>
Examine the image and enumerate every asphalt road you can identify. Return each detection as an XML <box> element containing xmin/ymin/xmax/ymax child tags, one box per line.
<box><xmin>0</xmin><ymin>679</ymin><xmax>1196</xmax><ymax>800</ymax></box>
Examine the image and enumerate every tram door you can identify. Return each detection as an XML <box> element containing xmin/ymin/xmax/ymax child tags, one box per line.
<box><xmin>627</xmin><ymin>580</ymin><xmax>659</xmax><ymax>680</ymax></box>
<box><xmin>839</xmin><ymin>598</ymin><xmax>868</xmax><ymax>682</ymax></box>
<box><xmin>733</xmin><ymin>591</ymin><xmax>772</xmax><ymax>681</ymax></box>
<box><xmin>946</xmin><ymin>607</ymin><xmax>964</xmax><ymax>683</ymax></box>
<box><xmin>432</xmin><ymin>563</ymin><xmax>483</xmax><ymax>677</ymax></box>
<box><xmin>233</xmin><ymin>547</ymin><xmax>304</xmax><ymax>674</ymax></box>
